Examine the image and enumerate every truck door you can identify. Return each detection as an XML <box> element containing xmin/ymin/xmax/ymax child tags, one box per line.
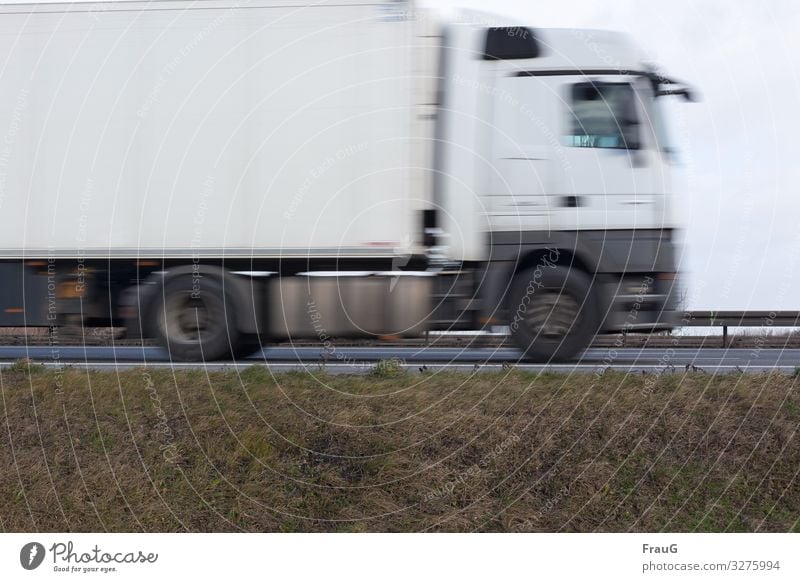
<box><xmin>485</xmin><ymin>72</ymin><xmax>663</xmax><ymax>234</ymax></box>
<box><xmin>485</xmin><ymin>74</ymin><xmax>556</xmax><ymax>233</ymax></box>
<box><xmin>551</xmin><ymin>75</ymin><xmax>661</xmax><ymax>230</ymax></box>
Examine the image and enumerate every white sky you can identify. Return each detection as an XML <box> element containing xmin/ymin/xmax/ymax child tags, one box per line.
<box><xmin>427</xmin><ymin>0</ymin><xmax>800</xmax><ymax>310</ymax></box>
<box><xmin>9</xmin><ymin>1</ymin><xmax>800</xmax><ymax>310</ymax></box>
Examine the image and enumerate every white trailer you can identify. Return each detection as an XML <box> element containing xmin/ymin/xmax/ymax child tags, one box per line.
<box><xmin>0</xmin><ymin>0</ymin><xmax>693</xmax><ymax>361</ymax></box>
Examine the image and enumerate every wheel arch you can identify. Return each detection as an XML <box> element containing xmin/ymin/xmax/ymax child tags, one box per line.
<box><xmin>511</xmin><ymin>247</ymin><xmax>594</xmax><ymax>279</ymax></box>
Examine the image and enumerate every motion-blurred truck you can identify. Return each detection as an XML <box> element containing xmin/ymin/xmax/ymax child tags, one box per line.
<box><xmin>0</xmin><ymin>0</ymin><xmax>693</xmax><ymax>361</ymax></box>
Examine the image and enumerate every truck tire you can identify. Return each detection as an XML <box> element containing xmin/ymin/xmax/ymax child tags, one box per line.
<box><xmin>507</xmin><ymin>266</ymin><xmax>599</xmax><ymax>362</ymax></box>
<box><xmin>153</xmin><ymin>274</ymin><xmax>244</xmax><ymax>362</ymax></box>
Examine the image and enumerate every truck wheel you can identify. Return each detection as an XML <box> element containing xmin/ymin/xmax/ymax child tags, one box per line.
<box><xmin>154</xmin><ymin>275</ymin><xmax>243</xmax><ymax>361</ymax></box>
<box><xmin>507</xmin><ymin>266</ymin><xmax>599</xmax><ymax>362</ymax></box>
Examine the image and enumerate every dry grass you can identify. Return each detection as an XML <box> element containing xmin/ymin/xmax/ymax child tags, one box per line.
<box><xmin>1</xmin><ymin>364</ymin><xmax>798</xmax><ymax>532</ymax></box>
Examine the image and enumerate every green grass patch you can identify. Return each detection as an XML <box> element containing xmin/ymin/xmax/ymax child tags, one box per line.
<box><xmin>0</xmin><ymin>368</ymin><xmax>798</xmax><ymax>532</ymax></box>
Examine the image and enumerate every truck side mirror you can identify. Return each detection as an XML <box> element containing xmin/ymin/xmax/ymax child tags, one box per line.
<box><xmin>656</xmin><ymin>87</ymin><xmax>696</xmax><ymax>102</ymax></box>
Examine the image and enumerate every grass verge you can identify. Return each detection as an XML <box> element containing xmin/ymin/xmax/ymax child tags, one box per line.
<box><xmin>1</xmin><ymin>365</ymin><xmax>798</xmax><ymax>532</ymax></box>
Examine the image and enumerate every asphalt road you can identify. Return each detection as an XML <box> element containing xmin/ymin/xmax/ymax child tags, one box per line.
<box><xmin>0</xmin><ymin>345</ymin><xmax>797</xmax><ymax>374</ymax></box>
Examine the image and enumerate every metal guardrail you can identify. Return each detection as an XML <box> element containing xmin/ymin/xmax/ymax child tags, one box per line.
<box><xmin>685</xmin><ymin>311</ymin><xmax>800</xmax><ymax>327</ymax></box>
<box><xmin>433</xmin><ymin>312</ymin><xmax>800</xmax><ymax>349</ymax></box>
<box><xmin>684</xmin><ymin>311</ymin><xmax>800</xmax><ymax>347</ymax></box>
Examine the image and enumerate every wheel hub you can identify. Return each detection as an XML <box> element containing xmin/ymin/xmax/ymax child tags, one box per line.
<box><xmin>162</xmin><ymin>294</ymin><xmax>217</xmax><ymax>344</ymax></box>
<box><xmin>524</xmin><ymin>290</ymin><xmax>580</xmax><ymax>339</ymax></box>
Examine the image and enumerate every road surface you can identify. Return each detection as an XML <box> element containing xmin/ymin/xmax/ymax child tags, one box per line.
<box><xmin>0</xmin><ymin>345</ymin><xmax>797</xmax><ymax>374</ymax></box>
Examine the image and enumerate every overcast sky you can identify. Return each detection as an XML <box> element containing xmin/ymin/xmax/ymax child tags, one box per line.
<box><xmin>11</xmin><ymin>1</ymin><xmax>800</xmax><ymax>310</ymax></box>
<box><xmin>426</xmin><ymin>0</ymin><xmax>800</xmax><ymax>310</ymax></box>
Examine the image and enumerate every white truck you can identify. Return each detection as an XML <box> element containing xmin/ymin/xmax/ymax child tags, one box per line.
<box><xmin>0</xmin><ymin>0</ymin><xmax>693</xmax><ymax>361</ymax></box>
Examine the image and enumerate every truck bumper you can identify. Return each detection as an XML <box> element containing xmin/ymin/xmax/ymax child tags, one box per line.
<box><xmin>482</xmin><ymin>229</ymin><xmax>682</xmax><ymax>333</ymax></box>
<box><xmin>598</xmin><ymin>273</ymin><xmax>681</xmax><ymax>333</ymax></box>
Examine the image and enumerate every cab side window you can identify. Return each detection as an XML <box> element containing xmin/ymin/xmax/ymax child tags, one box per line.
<box><xmin>565</xmin><ymin>82</ymin><xmax>640</xmax><ymax>150</ymax></box>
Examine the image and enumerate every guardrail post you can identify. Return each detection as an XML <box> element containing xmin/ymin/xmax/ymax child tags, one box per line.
<box><xmin>723</xmin><ymin>325</ymin><xmax>728</xmax><ymax>348</ymax></box>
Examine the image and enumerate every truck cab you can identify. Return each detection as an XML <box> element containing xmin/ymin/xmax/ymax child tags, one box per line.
<box><xmin>429</xmin><ymin>21</ymin><xmax>691</xmax><ymax>361</ymax></box>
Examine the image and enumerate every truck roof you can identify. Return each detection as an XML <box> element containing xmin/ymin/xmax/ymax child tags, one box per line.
<box><xmin>449</xmin><ymin>11</ymin><xmax>647</xmax><ymax>74</ymax></box>
<box><xmin>0</xmin><ymin>0</ymin><xmax>648</xmax><ymax>74</ymax></box>
<box><xmin>531</xmin><ymin>27</ymin><xmax>647</xmax><ymax>74</ymax></box>
<box><xmin>0</xmin><ymin>0</ymin><xmax>390</xmax><ymax>12</ymax></box>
